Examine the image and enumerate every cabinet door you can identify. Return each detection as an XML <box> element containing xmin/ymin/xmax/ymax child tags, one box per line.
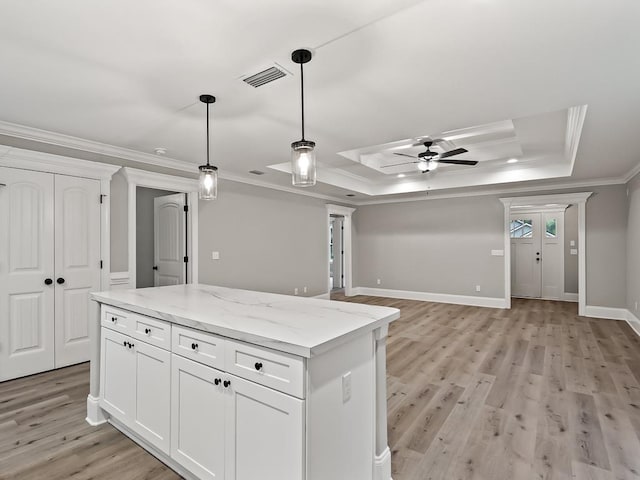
<box><xmin>54</xmin><ymin>174</ymin><xmax>101</xmax><ymax>368</ymax></box>
<box><xmin>100</xmin><ymin>328</ymin><xmax>135</xmax><ymax>420</ymax></box>
<box><xmin>225</xmin><ymin>374</ymin><xmax>304</xmax><ymax>480</ymax></box>
<box><xmin>0</xmin><ymin>167</ymin><xmax>55</xmax><ymax>382</ymax></box>
<box><xmin>171</xmin><ymin>354</ymin><xmax>226</xmax><ymax>480</ymax></box>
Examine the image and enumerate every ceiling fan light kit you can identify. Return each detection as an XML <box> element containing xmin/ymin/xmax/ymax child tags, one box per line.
<box><xmin>291</xmin><ymin>48</ymin><xmax>317</xmax><ymax>187</ymax></box>
<box><xmin>385</xmin><ymin>140</ymin><xmax>479</xmax><ymax>173</ymax></box>
<box><xmin>198</xmin><ymin>94</ymin><xmax>218</xmax><ymax>200</ymax></box>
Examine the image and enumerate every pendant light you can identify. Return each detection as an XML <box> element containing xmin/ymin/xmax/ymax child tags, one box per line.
<box><xmin>291</xmin><ymin>49</ymin><xmax>316</xmax><ymax>187</ymax></box>
<box><xmin>198</xmin><ymin>94</ymin><xmax>218</xmax><ymax>200</ymax></box>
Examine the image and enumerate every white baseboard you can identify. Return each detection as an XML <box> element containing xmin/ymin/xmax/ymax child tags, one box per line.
<box><xmin>374</xmin><ymin>446</ymin><xmax>392</xmax><ymax>480</ymax></box>
<box><xmin>313</xmin><ymin>293</ymin><xmax>331</xmax><ymax>300</ymax></box>
<box><xmin>110</xmin><ymin>271</ymin><xmax>131</xmax><ymax>290</ymax></box>
<box><xmin>583</xmin><ymin>305</ymin><xmax>628</xmax><ymax>320</ymax></box>
<box><xmin>352</xmin><ymin>287</ymin><xmax>508</xmax><ymax>309</ymax></box>
<box><xmin>563</xmin><ymin>292</ymin><xmax>579</xmax><ymax>302</ymax></box>
<box><xmin>627</xmin><ymin>310</ymin><xmax>640</xmax><ymax>337</ymax></box>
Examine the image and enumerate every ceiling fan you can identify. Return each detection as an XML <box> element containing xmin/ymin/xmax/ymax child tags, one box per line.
<box><xmin>383</xmin><ymin>140</ymin><xmax>478</xmax><ymax>173</ymax></box>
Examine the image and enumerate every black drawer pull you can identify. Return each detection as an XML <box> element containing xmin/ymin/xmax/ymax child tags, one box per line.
<box><xmin>191</xmin><ymin>343</ymin><xmax>198</xmax><ymax>350</ymax></box>
<box><xmin>111</xmin><ymin>316</ymin><xmax>117</xmax><ymax>322</ymax></box>
<box><xmin>123</xmin><ymin>340</ymin><xmax>127</xmax><ymax>347</ymax></box>
<box><xmin>145</xmin><ymin>328</ymin><xmax>151</xmax><ymax>334</ymax></box>
<box><xmin>254</xmin><ymin>362</ymin><xmax>263</xmax><ymax>371</ymax></box>
<box><xmin>223</xmin><ymin>380</ymin><xmax>231</xmax><ymax>388</ymax></box>
<box><xmin>214</xmin><ymin>378</ymin><xmax>221</xmax><ymax>386</ymax></box>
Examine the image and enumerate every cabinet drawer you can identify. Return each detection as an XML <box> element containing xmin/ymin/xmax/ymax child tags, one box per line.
<box><xmin>225</xmin><ymin>339</ymin><xmax>304</xmax><ymax>398</ymax></box>
<box><xmin>102</xmin><ymin>305</ymin><xmax>131</xmax><ymax>334</ymax></box>
<box><xmin>130</xmin><ymin>314</ymin><xmax>171</xmax><ymax>350</ymax></box>
<box><xmin>172</xmin><ymin>325</ymin><xmax>225</xmax><ymax>370</ymax></box>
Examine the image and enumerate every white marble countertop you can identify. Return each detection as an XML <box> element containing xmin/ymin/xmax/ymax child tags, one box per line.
<box><xmin>91</xmin><ymin>284</ymin><xmax>400</xmax><ymax>357</ymax></box>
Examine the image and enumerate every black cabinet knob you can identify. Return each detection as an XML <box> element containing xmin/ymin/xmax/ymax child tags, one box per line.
<box><xmin>129</xmin><ymin>342</ymin><xmax>134</xmax><ymax>349</ymax></box>
<box><xmin>191</xmin><ymin>343</ymin><xmax>198</xmax><ymax>350</ymax></box>
<box><xmin>123</xmin><ymin>340</ymin><xmax>127</xmax><ymax>347</ymax></box>
<box><xmin>145</xmin><ymin>328</ymin><xmax>151</xmax><ymax>334</ymax></box>
<box><xmin>254</xmin><ymin>362</ymin><xmax>263</xmax><ymax>371</ymax></box>
<box><xmin>44</xmin><ymin>278</ymin><xmax>53</xmax><ymax>285</ymax></box>
<box><xmin>223</xmin><ymin>380</ymin><xmax>231</xmax><ymax>388</ymax></box>
<box><xmin>111</xmin><ymin>316</ymin><xmax>117</xmax><ymax>322</ymax></box>
<box><xmin>214</xmin><ymin>378</ymin><xmax>221</xmax><ymax>385</ymax></box>
<box><xmin>56</xmin><ymin>277</ymin><xmax>65</xmax><ymax>285</ymax></box>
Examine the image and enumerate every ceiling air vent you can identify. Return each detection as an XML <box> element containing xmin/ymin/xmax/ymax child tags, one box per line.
<box><xmin>249</xmin><ymin>170</ymin><xmax>265</xmax><ymax>175</ymax></box>
<box><xmin>241</xmin><ymin>64</ymin><xmax>288</xmax><ymax>88</ymax></box>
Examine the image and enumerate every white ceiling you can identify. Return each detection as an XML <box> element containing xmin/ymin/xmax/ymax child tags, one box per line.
<box><xmin>1</xmin><ymin>0</ymin><xmax>639</xmax><ymax>202</ymax></box>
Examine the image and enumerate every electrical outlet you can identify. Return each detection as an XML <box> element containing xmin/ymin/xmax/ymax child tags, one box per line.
<box><xmin>376</xmin><ymin>278</ymin><xmax>381</xmax><ymax>285</ymax></box>
<box><xmin>211</xmin><ymin>251</ymin><xmax>220</xmax><ymax>260</ymax></box>
<box><xmin>342</xmin><ymin>372</ymin><xmax>352</xmax><ymax>403</ymax></box>
<box><xmin>303</xmin><ymin>286</ymin><xmax>307</xmax><ymax>294</ymax></box>
<box><xmin>294</xmin><ymin>288</ymin><xmax>299</xmax><ymax>295</ymax></box>
<box><xmin>475</xmin><ymin>285</ymin><xmax>481</xmax><ymax>292</ymax></box>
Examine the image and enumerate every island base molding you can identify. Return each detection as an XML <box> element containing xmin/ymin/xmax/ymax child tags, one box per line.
<box><xmin>85</xmin><ymin>394</ymin><xmax>108</xmax><ymax>426</ymax></box>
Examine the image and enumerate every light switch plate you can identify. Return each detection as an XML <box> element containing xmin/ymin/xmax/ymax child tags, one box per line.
<box><xmin>570</xmin><ymin>248</ymin><xmax>578</xmax><ymax>255</ymax></box>
<box><xmin>491</xmin><ymin>250</ymin><xmax>504</xmax><ymax>256</ymax></box>
<box><xmin>211</xmin><ymin>251</ymin><xmax>220</xmax><ymax>260</ymax></box>
<box><xmin>570</xmin><ymin>240</ymin><xmax>575</xmax><ymax>247</ymax></box>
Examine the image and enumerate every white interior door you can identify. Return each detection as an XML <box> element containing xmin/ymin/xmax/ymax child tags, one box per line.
<box><xmin>332</xmin><ymin>217</ymin><xmax>343</xmax><ymax>289</ymax></box>
<box><xmin>154</xmin><ymin>193</ymin><xmax>186</xmax><ymax>286</ymax></box>
<box><xmin>0</xmin><ymin>167</ymin><xmax>55</xmax><ymax>381</ymax></box>
<box><xmin>54</xmin><ymin>174</ymin><xmax>101</xmax><ymax>368</ymax></box>
<box><xmin>510</xmin><ymin>213</ymin><xmax>542</xmax><ymax>298</ymax></box>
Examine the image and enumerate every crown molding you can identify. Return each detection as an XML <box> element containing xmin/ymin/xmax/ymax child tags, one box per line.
<box><xmin>121</xmin><ymin>167</ymin><xmax>199</xmax><ymax>192</ymax></box>
<box><xmin>0</xmin><ymin>120</ymin><xmax>196</xmax><ymax>172</ymax></box>
<box><xmin>0</xmin><ymin>145</ymin><xmax>120</xmax><ymax>180</ymax></box>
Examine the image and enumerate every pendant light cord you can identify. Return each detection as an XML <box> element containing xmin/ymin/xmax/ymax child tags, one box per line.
<box><xmin>206</xmin><ymin>102</ymin><xmax>211</xmax><ymax>167</ymax></box>
<box><xmin>300</xmin><ymin>62</ymin><xmax>305</xmax><ymax>141</ymax></box>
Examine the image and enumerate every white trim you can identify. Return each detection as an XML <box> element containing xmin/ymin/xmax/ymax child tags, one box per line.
<box><xmin>326</xmin><ymin>204</ymin><xmax>356</xmax><ymax>297</ymax></box>
<box><xmin>563</xmin><ymin>292</ymin><xmax>579</xmax><ymax>302</ymax></box>
<box><xmin>373</xmin><ymin>446</ymin><xmax>392</xmax><ymax>480</ymax></box>
<box><xmin>110</xmin><ymin>271</ymin><xmax>131</xmax><ymax>289</ymax></box>
<box><xmin>501</xmin><ymin>192</ymin><xmax>592</xmax><ymax>315</ymax></box>
<box><xmin>312</xmin><ymin>293</ymin><xmax>331</xmax><ymax>300</ymax></box>
<box><xmin>352</xmin><ymin>287</ymin><xmax>508</xmax><ymax>309</ymax></box>
<box><xmin>121</xmin><ymin>167</ymin><xmax>199</xmax><ymax>288</ymax></box>
<box><xmin>584</xmin><ymin>305</ymin><xmax>628</xmax><ymax>321</ymax></box>
<box><xmin>85</xmin><ymin>394</ymin><xmax>108</xmax><ymax>426</ymax></box>
<box><xmin>626</xmin><ymin>310</ymin><xmax>640</xmax><ymax>337</ymax></box>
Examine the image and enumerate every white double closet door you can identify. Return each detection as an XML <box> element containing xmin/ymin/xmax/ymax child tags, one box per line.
<box><xmin>0</xmin><ymin>167</ymin><xmax>101</xmax><ymax>381</ymax></box>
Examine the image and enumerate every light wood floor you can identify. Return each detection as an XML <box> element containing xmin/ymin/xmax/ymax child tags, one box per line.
<box><xmin>2</xmin><ymin>297</ymin><xmax>640</xmax><ymax>479</ymax></box>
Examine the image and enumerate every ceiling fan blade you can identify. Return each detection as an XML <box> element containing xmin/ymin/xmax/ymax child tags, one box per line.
<box><xmin>381</xmin><ymin>160</ymin><xmax>419</xmax><ymax>168</ymax></box>
<box><xmin>393</xmin><ymin>152</ymin><xmax>418</xmax><ymax>158</ymax></box>
<box><xmin>438</xmin><ymin>147</ymin><xmax>468</xmax><ymax>159</ymax></box>
<box><xmin>437</xmin><ymin>159</ymin><xmax>479</xmax><ymax>166</ymax></box>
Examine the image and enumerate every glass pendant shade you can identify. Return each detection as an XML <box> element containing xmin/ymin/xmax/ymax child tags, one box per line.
<box><xmin>291</xmin><ymin>140</ymin><xmax>316</xmax><ymax>187</ymax></box>
<box><xmin>199</xmin><ymin>164</ymin><xmax>218</xmax><ymax>200</ymax></box>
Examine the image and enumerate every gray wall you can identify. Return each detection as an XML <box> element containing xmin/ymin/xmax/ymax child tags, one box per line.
<box><xmin>198</xmin><ymin>180</ymin><xmax>328</xmax><ymax>297</ymax></box>
<box><xmin>564</xmin><ymin>205</ymin><xmax>578</xmax><ymax>294</ymax></box>
<box><xmin>136</xmin><ymin>187</ymin><xmax>178</xmax><ymax>288</ymax></box>
<box><xmin>353</xmin><ymin>195</ymin><xmax>506</xmax><ymax>298</ymax></box>
<box><xmin>627</xmin><ymin>173</ymin><xmax>640</xmax><ymax>315</ymax></box>
<box><xmin>110</xmin><ymin>169</ymin><xmax>128</xmax><ymax>272</ymax></box>
<box><xmin>353</xmin><ymin>185</ymin><xmax>628</xmax><ymax>308</ymax></box>
<box><xmin>585</xmin><ymin>185</ymin><xmax>627</xmax><ymax>308</ymax></box>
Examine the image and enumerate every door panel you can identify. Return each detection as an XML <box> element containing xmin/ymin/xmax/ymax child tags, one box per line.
<box><xmin>171</xmin><ymin>354</ymin><xmax>225</xmax><ymax>480</ymax></box>
<box><xmin>511</xmin><ymin>213</ymin><xmax>542</xmax><ymax>298</ymax></box>
<box><xmin>100</xmin><ymin>328</ymin><xmax>135</xmax><ymax>420</ymax></box>
<box><xmin>154</xmin><ymin>193</ymin><xmax>186</xmax><ymax>287</ymax></box>
<box><xmin>0</xmin><ymin>167</ymin><xmax>55</xmax><ymax>381</ymax></box>
<box><xmin>54</xmin><ymin>174</ymin><xmax>101</xmax><ymax>367</ymax></box>
<box><xmin>225</xmin><ymin>374</ymin><xmax>304</xmax><ymax>480</ymax></box>
<box><xmin>541</xmin><ymin>212</ymin><xmax>564</xmax><ymax>299</ymax></box>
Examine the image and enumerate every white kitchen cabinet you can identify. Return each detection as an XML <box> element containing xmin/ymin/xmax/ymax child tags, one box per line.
<box><xmin>225</xmin><ymin>373</ymin><xmax>304</xmax><ymax>480</ymax></box>
<box><xmin>171</xmin><ymin>354</ymin><xmax>226</xmax><ymax>480</ymax></box>
<box><xmin>0</xmin><ymin>166</ymin><xmax>102</xmax><ymax>381</ymax></box>
<box><xmin>100</xmin><ymin>326</ymin><xmax>171</xmax><ymax>454</ymax></box>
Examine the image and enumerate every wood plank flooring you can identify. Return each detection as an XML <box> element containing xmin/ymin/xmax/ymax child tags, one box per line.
<box><xmin>1</xmin><ymin>296</ymin><xmax>639</xmax><ymax>479</ymax></box>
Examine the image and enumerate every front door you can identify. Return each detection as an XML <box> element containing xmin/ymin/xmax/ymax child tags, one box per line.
<box><xmin>510</xmin><ymin>213</ymin><xmax>542</xmax><ymax>298</ymax></box>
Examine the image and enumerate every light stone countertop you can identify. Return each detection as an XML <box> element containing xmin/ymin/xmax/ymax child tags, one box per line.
<box><xmin>91</xmin><ymin>284</ymin><xmax>400</xmax><ymax>358</ymax></box>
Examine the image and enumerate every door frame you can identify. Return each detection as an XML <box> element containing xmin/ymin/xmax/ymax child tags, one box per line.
<box><xmin>325</xmin><ymin>204</ymin><xmax>355</xmax><ymax>297</ymax></box>
<box><xmin>0</xmin><ymin>146</ymin><xmax>120</xmax><ymax>291</ymax></box>
<box><xmin>500</xmin><ymin>192</ymin><xmax>592</xmax><ymax>315</ymax></box>
<box><xmin>122</xmin><ymin>167</ymin><xmax>199</xmax><ymax>289</ymax></box>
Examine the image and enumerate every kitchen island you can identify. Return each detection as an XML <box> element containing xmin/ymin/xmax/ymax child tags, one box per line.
<box><xmin>86</xmin><ymin>284</ymin><xmax>399</xmax><ymax>480</ymax></box>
